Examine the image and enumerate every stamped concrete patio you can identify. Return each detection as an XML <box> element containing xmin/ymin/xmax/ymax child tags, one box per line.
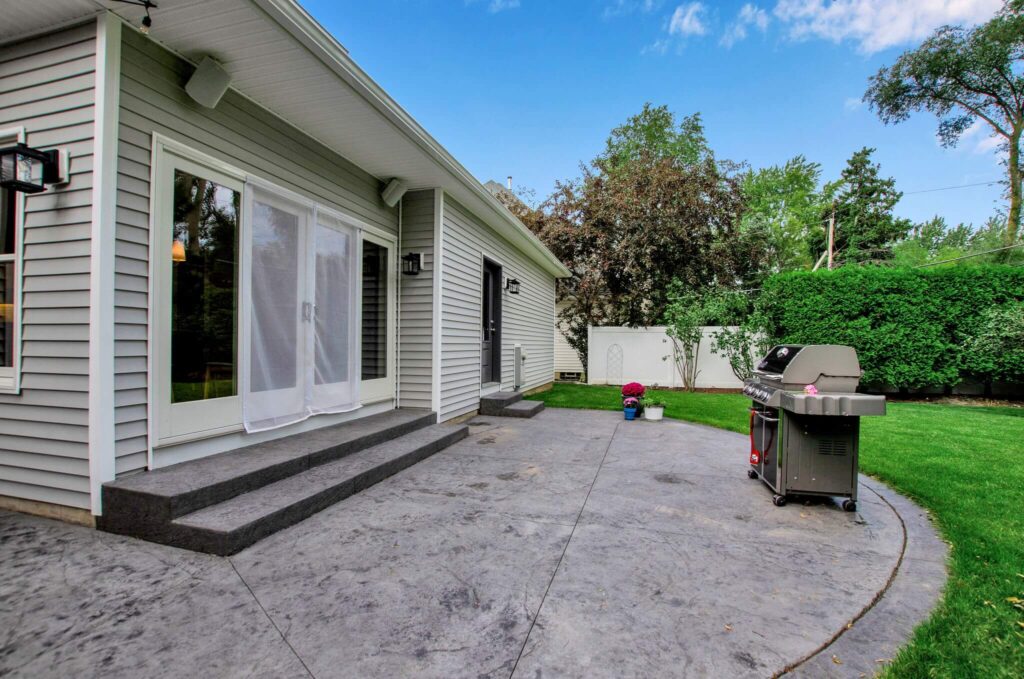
<box><xmin>0</xmin><ymin>408</ymin><xmax>946</xmax><ymax>678</ymax></box>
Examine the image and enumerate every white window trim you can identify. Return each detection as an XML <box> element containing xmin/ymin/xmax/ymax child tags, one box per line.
<box><xmin>146</xmin><ymin>134</ymin><xmax>398</xmax><ymax>463</ymax></box>
<box><xmin>0</xmin><ymin>126</ymin><xmax>27</xmax><ymax>394</ymax></box>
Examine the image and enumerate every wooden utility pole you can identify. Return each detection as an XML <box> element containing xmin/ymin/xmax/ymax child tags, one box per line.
<box><xmin>826</xmin><ymin>209</ymin><xmax>836</xmax><ymax>270</ymax></box>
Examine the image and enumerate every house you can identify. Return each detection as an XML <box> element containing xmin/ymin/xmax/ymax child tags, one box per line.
<box><xmin>0</xmin><ymin>0</ymin><xmax>570</xmax><ymax>538</ymax></box>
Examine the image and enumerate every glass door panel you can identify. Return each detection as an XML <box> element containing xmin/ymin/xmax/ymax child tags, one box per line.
<box><xmin>157</xmin><ymin>154</ymin><xmax>244</xmax><ymax>444</ymax></box>
<box><xmin>311</xmin><ymin>214</ymin><xmax>358</xmax><ymax>412</ymax></box>
<box><xmin>244</xmin><ymin>191</ymin><xmax>309</xmax><ymax>431</ymax></box>
<box><xmin>170</xmin><ymin>169</ymin><xmax>239</xmax><ymax>403</ymax></box>
<box><xmin>360</xmin><ymin>234</ymin><xmax>395</xmax><ymax>403</ymax></box>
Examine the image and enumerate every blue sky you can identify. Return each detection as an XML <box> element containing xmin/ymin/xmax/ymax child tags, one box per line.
<box><xmin>306</xmin><ymin>0</ymin><xmax>1008</xmax><ymax>227</ymax></box>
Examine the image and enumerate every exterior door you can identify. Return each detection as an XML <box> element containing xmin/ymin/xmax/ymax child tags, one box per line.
<box><xmin>154</xmin><ymin>152</ymin><xmax>244</xmax><ymax>444</ymax></box>
<box><xmin>359</xmin><ymin>232</ymin><xmax>395</xmax><ymax>403</ymax></box>
<box><xmin>481</xmin><ymin>259</ymin><xmax>502</xmax><ymax>384</ymax></box>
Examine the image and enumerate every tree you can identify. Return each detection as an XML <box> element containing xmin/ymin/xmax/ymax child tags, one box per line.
<box><xmin>598</xmin><ymin>103</ymin><xmax>712</xmax><ymax>172</ymax></box>
<box><xmin>740</xmin><ymin>156</ymin><xmax>824</xmax><ymax>271</ymax></box>
<box><xmin>865</xmin><ymin>0</ymin><xmax>1024</xmax><ymax>246</ymax></box>
<box><xmin>810</xmin><ymin>147</ymin><xmax>912</xmax><ymax>264</ymax></box>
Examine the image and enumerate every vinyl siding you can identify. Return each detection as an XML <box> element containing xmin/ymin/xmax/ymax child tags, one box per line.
<box><xmin>440</xmin><ymin>197</ymin><xmax>556</xmax><ymax>420</ymax></box>
<box><xmin>555</xmin><ymin>299</ymin><xmax>584</xmax><ymax>375</ymax></box>
<box><xmin>0</xmin><ymin>23</ymin><xmax>96</xmax><ymax>510</ymax></box>
<box><xmin>398</xmin><ymin>190</ymin><xmax>434</xmax><ymax>409</ymax></box>
<box><xmin>115</xmin><ymin>29</ymin><xmax>398</xmax><ymax>473</ymax></box>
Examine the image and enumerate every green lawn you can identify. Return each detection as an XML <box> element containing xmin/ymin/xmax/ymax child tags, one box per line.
<box><xmin>527</xmin><ymin>383</ymin><xmax>1024</xmax><ymax>679</ymax></box>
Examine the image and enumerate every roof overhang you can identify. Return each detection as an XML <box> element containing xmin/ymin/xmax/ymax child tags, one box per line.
<box><xmin>1</xmin><ymin>0</ymin><xmax>571</xmax><ymax>278</ymax></box>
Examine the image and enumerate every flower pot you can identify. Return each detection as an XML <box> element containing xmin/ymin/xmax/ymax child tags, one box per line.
<box><xmin>623</xmin><ymin>407</ymin><xmax>638</xmax><ymax>421</ymax></box>
<box><xmin>644</xmin><ymin>406</ymin><xmax>664</xmax><ymax>421</ymax></box>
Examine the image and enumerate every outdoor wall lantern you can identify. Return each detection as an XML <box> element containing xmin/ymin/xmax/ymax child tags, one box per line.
<box><xmin>0</xmin><ymin>144</ymin><xmax>63</xmax><ymax>194</ymax></box>
<box><xmin>505</xmin><ymin>277</ymin><xmax>521</xmax><ymax>295</ymax></box>
<box><xmin>402</xmin><ymin>252</ymin><xmax>422</xmax><ymax>276</ymax></box>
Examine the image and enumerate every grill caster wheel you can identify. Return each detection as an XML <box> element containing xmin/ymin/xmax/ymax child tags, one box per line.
<box><xmin>842</xmin><ymin>500</ymin><xmax>857</xmax><ymax>512</ymax></box>
<box><xmin>747</xmin><ymin>469</ymin><xmax>758</xmax><ymax>480</ymax></box>
<box><xmin>772</xmin><ymin>494</ymin><xmax>787</xmax><ymax>507</ymax></box>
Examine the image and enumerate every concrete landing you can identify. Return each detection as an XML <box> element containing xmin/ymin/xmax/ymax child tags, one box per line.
<box><xmin>0</xmin><ymin>409</ymin><xmax>946</xmax><ymax>678</ymax></box>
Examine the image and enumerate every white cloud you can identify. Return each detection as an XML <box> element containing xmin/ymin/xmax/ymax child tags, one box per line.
<box><xmin>844</xmin><ymin>96</ymin><xmax>863</xmax><ymax>111</ymax></box>
<box><xmin>465</xmin><ymin>0</ymin><xmax>520</xmax><ymax>13</ymax></box>
<box><xmin>604</xmin><ymin>0</ymin><xmax>661</xmax><ymax>19</ymax></box>
<box><xmin>772</xmin><ymin>0</ymin><xmax>1003</xmax><ymax>54</ymax></box>
<box><xmin>962</xmin><ymin>119</ymin><xmax>1005</xmax><ymax>155</ymax></box>
<box><xmin>642</xmin><ymin>38</ymin><xmax>672</xmax><ymax>55</ymax></box>
<box><xmin>721</xmin><ymin>3</ymin><xmax>770</xmax><ymax>47</ymax></box>
<box><xmin>488</xmin><ymin>0</ymin><xmax>520</xmax><ymax>12</ymax></box>
<box><xmin>669</xmin><ymin>2</ymin><xmax>708</xmax><ymax>36</ymax></box>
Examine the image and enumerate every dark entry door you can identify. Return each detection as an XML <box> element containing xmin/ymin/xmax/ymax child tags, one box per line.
<box><xmin>481</xmin><ymin>260</ymin><xmax>502</xmax><ymax>384</ymax></box>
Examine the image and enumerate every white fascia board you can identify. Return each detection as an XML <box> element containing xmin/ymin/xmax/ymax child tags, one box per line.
<box><xmin>254</xmin><ymin>0</ymin><xmax>571</xmax><ymax>280</ymax></box>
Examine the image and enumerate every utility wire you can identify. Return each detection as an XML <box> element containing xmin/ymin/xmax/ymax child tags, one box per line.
<box><xmin>914</xmin><ymin>243</ymin><xmax>1024</xmax><ymax>267</ymax></box>
<box><xmin>902</xmin><ymin>180</ymin><xmax>1003</xmax><ymax>195</ymax></box>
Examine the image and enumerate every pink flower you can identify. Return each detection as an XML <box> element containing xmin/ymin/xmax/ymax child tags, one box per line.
<box><xmin>803</xmin><ymin>384</ymin><xmax>819</xmax><ymax>395</ymax></box>
<box><xmin>622</xmin><ymin>382</ymin><xmax>646</xmax><ymax>398</ymax></box>
<box><xmin>623</xmin><ymin>397</ymin><xmax>640</xmax><ymax>408</ymax></box>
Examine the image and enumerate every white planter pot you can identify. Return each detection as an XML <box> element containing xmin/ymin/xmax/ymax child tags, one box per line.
<box><xmin>644</xmin><ymin>406</ymin><xmax>664</xmax><ymax>421</ymax></box>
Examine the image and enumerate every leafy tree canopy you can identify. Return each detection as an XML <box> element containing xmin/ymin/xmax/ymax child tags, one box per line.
<box><xmin>740</xmin><ymin>155</ymin><xmax>824</xmax><ymax>272</ymax></box>
<box><xmin>598</xmin><ymin>103</ymin><xmax>712</xmax><ymax>172</ymax></box>
<box><xmin>865</xmin><ymin>0</ymin><xmax>1024</xmax><ymax>245</ymax></box>
<box><xmin>810</xmin><ymin>147</ymin><xmax>912</xmax><ymax>264</ymax></box>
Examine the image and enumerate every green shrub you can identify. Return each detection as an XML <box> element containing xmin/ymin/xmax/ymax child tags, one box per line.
<box><xmin>758</xmin><ymin>266</ymin><xmax>1024</xmax><ymax>389</ymax></box>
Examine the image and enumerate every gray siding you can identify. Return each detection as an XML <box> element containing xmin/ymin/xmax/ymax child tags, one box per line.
<box><xmin>0</xmin><ymin>23</ymin><xmax>96</xmax><ymax>510</ymax></box>
<box><xmin>398</xmin><ymin>190</ymin><xmax>435</xmax><ymax>409</ymax></box>
<box><xmin>440</xmin><ymin>198</ymin><xmax>556</xmax><ymax>421</ymax></box>
<box><xmin>115</xmin><ymin>29</ymin><xmax>398</xmax><ymax>473</ymax></box>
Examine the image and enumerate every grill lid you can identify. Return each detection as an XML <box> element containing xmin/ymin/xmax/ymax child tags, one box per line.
<box><xmin>755</xmin><ymin>345</ymin><xmax>805</xmax><ymax>375</ymax></box>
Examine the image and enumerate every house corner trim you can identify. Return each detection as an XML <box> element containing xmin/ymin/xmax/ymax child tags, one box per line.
<box><xmin>87</xmin><ymin>12</ymin><xmax>122</xmax><ymax>515</ymax></box>
<box><xmin>431</xmin><ymin>188</ymin><xmax>444</xmax><ymax>422</ymax></box>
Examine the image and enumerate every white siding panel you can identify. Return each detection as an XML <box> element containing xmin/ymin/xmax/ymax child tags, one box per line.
<box><xmin>555</xmin><ymin>299</ymin><xmax>584</xmax><ymax>375</ymax></box>
<box><xmin>398</xmin><ymin>190</ymin><xmax>435</xmax><ymax>410</ymax></box>
<box><xmin>0</xmin><ymin>23</ymin><xmax>95</xmax><ymax>511</ymax></box>
<box><xmin>114</xmin><ymin>30</ymin><xmax>398</xmax><ymax>473</ymax></box>
<box><xmin>439</xmin><ymin>198</ymin><xmax>556</xmax><ymax>421</ymax></box>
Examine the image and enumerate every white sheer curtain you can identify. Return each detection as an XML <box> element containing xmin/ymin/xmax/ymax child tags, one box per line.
<box><xmin>310</xmin><ymin>210</ymin><xmax>359</xmax><ymax>414</ymax></box>
<box><xmin>243</xmin><ymin>185</ymin><xmax>359</xmax><ymax>433</ymax></box>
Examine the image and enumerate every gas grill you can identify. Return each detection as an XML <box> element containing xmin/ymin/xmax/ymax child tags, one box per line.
<box><xmin>743</xmin><ymin>345</ymin><xmax>885</xmax><ymax>511</ymax></box>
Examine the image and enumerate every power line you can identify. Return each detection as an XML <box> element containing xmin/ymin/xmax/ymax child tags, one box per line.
<box><xmin>902</xmin><ymin>180</ymin><xmax>1003</xmax><ymax>195</ymax></box>
<box><xmin>914</xmin><ymin>243</ymin><xmax>1024</xmax><ymax>268</ymax></box>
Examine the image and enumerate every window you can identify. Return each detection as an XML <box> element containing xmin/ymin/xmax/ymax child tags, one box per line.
<box><xmin>361</xmin><ymin>240</ymin><xmax>387</xmax><ymax>380</ymax></box>
<box><xmin>170</xmin><ymin>168</ymin><xmax>240</xmax><ymax>404</ymax></box>
<box><xmin>0</xmin><ymin>186</ymin><xmax>17</xmax><ymax>388</ymax></box>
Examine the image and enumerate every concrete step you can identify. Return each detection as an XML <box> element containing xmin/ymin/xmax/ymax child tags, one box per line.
<box><xmin>498</xmin><ymin>400</ymin><xmax>545</xmax><ymax>418</ymax></box>
<box><xmin>169</xmin><ymin>424</ymin><xmax>468</xmax><ymax>556</ymax></box>
<box><xmin>479</xmin><ymin>391</ymin><xmax>523</xmax><ymax>416</ymax></box>
<box><xmin>98</xmin><ymin>409</ymin><xmax>437</xmax><ymax>541</ymax></box>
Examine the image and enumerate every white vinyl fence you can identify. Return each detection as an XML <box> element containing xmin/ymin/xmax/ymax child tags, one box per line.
<box><xmin>587</xmin><ymin>326</ymin><xmax>744</xmax><ymax>389</ymax></box>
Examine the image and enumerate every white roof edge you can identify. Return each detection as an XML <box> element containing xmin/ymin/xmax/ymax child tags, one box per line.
<box><xmin>254</xmin><ymin>0</ymin><xmax>572</xmax><ymax>278</ymax></box>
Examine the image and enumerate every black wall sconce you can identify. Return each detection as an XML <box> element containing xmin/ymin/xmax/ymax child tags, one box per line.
<box><xmin>0</xmin><ymin>144</ymin><xmax>63</xmax><ymax>194</ymax></box>
<box><xmin>505</xmin><ymin>277</ymin><xmax>521</xmax><ymax>295</ymax></box>
<box><xmin>402</xmin><ymin>252</ymin><xmax>422</xmax><ymax>276</ymax></box>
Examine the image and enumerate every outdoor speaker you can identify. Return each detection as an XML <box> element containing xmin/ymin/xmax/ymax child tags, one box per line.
<box><xmin>381</xmin><ymin>178</ymin><xmax>408</xmax><ymax>208</ymax></box>
<box><xmin>185</xmin><ymin>56</ymin><xmax>232</xmax><ymax>109</ymax></box>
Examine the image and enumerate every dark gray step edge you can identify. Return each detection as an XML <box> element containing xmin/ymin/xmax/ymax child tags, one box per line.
<box><xmin>99</xmin><ymin>411</ymin><xmax>438</xmax><ymax>535</ymax></box>
<box><xmin>479</xmin><ymin>392</ymin><xmax>523</xmax><ymax>415</ymax></box>
<box><xmin>500</xmin><ymin>401</ymin><xmax>544</xmax><ymax>418</ymax></box>
<box><xmin>171</xmin><ymin>425</ymin><xmax>469</xmax><ymax>556</ymax></box>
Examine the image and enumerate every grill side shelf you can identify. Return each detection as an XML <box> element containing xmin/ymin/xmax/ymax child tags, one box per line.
<box><xmin>780</xmin><ymin>392</ymin><xmax>886</xmax><ymax>417</ymax></box>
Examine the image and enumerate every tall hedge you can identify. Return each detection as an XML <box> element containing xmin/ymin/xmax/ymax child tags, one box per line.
<box><xmin>758</xmin><ymin>266</ymin><xmax>1024</xmax><ymax>389</ymax></box>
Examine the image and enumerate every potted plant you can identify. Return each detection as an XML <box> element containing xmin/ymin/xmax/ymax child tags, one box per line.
<box><xmin>622</xmin><ymin>397</ymin><xmax>640</xmax><ymax>420</ymax></box>
<box><xmin>643</xmin><ymin>398</ymin><xmax>666</xmax><ymax>421</ymax></box>
<box><xmin>621</xmin><ymin>382</ymin><xmax>645</xmax><ymax>416</ymax></box>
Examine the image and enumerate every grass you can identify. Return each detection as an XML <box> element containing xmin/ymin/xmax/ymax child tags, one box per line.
<box><xmin>527</xmin><ymin>383</ymin><xmax>1024</xmax><ymax>678</ymax></box>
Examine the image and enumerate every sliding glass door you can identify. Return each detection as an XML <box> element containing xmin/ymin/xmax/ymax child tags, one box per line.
<box><xmin>153</xmin><ymin>140</ymin><xmax>393</xmax><ymax>446</ymax></box>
